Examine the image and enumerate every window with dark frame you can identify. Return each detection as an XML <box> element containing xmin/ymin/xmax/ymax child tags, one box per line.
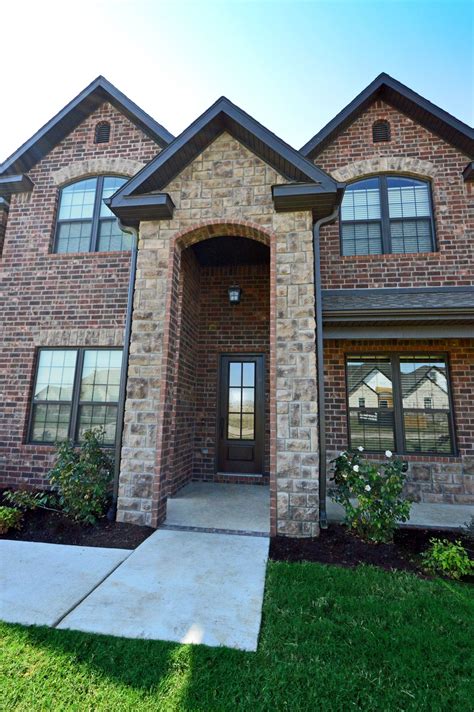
<box><xmin>346</xmin><ymin>355</ymin><xmax>455</xmax><ymax>455</ymax></box>
<box><xmin>29</xmin><ymin>348</ymin><xmax>122</xmax><ymax>446</ymax></box>
<box><xmin>340</xmin><ymin>175</ymin><xmax>435</xmax><ymax>256</ymax></box>
<box><xmin>54</xmin><ymin>176</ymin><xmax>131</xmax><ymax>253</ymax></box>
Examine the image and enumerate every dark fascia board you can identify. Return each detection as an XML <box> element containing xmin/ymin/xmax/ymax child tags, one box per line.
<box><xmin>323</xmin><ymin>307</ymin><xmax>474</xmax><ymax>324</ymax></box>
<box><xmin>272</xmin><ymin>182</ymin><xmax>345</xmax><ymax>218</ymax></box>
<box><xmin>110</xmin><ymin>96</ymin><xmax>338</xmax><ymax>209</ymax></box>
<box><xmin>0</xmin><ymin>173</ymin><xmax>34</xmax><ymax>196</ymax></box>
<box><xmin>106</xmin><ymin>193</ymin><xmax>175</xmax><ymax>227</ymax></box>
<box><xmin>301</xmin><ymin>73</ymin><xmax>474</xmax><ymax>159</ymax></box>
<box><xmin>463</xmin><ymin>162</ymin><xmax>474</xmax><ymax>181</ymax></box>
<box><xmin>0</xmin><ymin>196</ymin><xmax>9</xmax><ymax>210</ymax></box>
<box><xmin>0</xmin><ymin>76</ymin><xmax>175</xmax><ymax>176</ymax></box>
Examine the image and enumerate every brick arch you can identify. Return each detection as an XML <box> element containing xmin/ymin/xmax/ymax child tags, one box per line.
<box><xmin>51</xmin><ymin>157</ymin><xmax>145</xmax><ymax>186</ymax></box>
<box><xmin>173</xmin><ymin>220</ymin><xmax>274</xmax><ymax>251</ymax></box>
<box><xmin>332</xmin><ymin>156</ymin><xmax>438</xmax><ymax>183</ymax></box>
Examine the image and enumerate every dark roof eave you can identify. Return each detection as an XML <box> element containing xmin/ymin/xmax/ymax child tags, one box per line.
<box><xmin>110</xmin><ymin>96</ymin><xmax>339</xmax><ymax>204</ymax></box>
<box><xmin>463</xmin><ymin>162</ymin><xmax>474</xmax><ymax>181</ymax></box>
<box><xmin>0</xmin><ymin>173</ymin><xmax>34</xmax><ymax>196</ymax></box>
<box><xmin>301</xmin><ymin>73</ymin><xmax>474</xmax><ymax>159</ymax></box>
<box><xmin>0</xmin><ymin>76</ymin><xmax>175</xmax><ymax>176</ymax></box>
<box><xmin>106</xmin><ymin>193</ymin><xmax>175</xmax><ymax>227</ymax></box>
<box><xmin>323</xmin><ymin>307</ymin><xmax>474</xmax><ymax>324</ymax></box>
<box><xmin>272</xmin><ymin>182</ymin><xmax>345</xmax><ymax>218</ymax></box>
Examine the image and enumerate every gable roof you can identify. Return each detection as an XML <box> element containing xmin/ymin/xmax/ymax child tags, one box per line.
<box><xmin>301</xmin><ymin>73</ymin><xmax>474</xmax><ymax>159</ymax></box>
<box><xmin>110</xmin><ymin>96</ymin><xmax>338</xmax><ymax>198</ymax></box>
<box><xmin>0</xmin><ymin>76</ymin><xmax>174</xmax><ymax>176</ymax></box>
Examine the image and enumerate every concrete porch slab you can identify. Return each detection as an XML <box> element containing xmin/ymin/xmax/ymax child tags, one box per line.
<box><xmin>58</xmin><ymin>529</ymin><xmax>269</xmax><ymax>651</ymax></box>
<box><xmin>327</xmin><ymin>499</ymin><xmax>473</xmax><ymax>529</ymax></box>
<box><xmin>165</xmin><ymin>482</ymin><xmax>270</xmax><ymax>534</ymax></box>
<box><xmin>0</xmin><ymin>541</ymin><xmax>130</xmax><ymax>627</ymax></box>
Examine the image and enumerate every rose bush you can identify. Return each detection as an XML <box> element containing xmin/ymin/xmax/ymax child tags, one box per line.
<box><xmin>330</xmin><ymin>447</ymin><xmax>411</xmax><ymax>543</ymax></box>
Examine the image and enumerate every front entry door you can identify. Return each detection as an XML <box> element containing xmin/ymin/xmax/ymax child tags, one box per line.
<box><xmin>217</xmin><ymin>355</ymin><xmax>264</xmax><ymax>474</ymax></box>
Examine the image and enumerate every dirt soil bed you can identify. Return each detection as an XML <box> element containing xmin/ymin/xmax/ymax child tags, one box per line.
<box><xmin>0</xmin><ymin>506</ymin><xmax>154</xmax><ymax>549</ymax></box>
<box><xmin>270</xmin><ymin>523</ymin><xmax>473</xmax><ymax>578</ymax></box>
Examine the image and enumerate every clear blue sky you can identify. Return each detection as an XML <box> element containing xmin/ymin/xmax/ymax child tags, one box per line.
<box><xmin>2</xmin><ymin>0</ymin><xmax>473</xmax><ymax>162</ymax></box>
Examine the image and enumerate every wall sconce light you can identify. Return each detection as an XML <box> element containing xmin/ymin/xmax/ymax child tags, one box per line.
<box><xmin>228</xmin><ymin>285</ymin><xmax>242</xmax><ymax>305</ymax></box>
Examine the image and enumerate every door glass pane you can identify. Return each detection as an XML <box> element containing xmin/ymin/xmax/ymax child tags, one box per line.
<box><xmin>241</xmin><ymin>414</ymin><xmax>255</xmax><ymax>440</ymax></box>
<box><xmin>242</xmin><ymin>362</ymin><xmax>255</xmax><ymax>387</ymax></box>
<box><xmin>228</xmin><ymin>388</ymin><xmax>241</xmax><ymax>412</ymax></box>
<box><xmin>242</xmin><ymin>388</ymin><xmax>255</xmax><ymax>413</ymax></box>
<box><xmin>229</xmin><ymin>362</ymin><xmax>241</xmax><ymax>386</ymax></box>
<box><xmin>228</xmin><ymin>413</ymin><xmax>240</xmax><ymax>439</ymax></box>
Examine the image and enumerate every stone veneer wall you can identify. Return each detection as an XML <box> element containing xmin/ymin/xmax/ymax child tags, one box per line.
<box><xmin>117</xmin><ymin>132</ymin><xmax>320</xmax><ymax>536</ymax></box>
<box><xmin>323</xmin><ymin>338</ymin><xmax>474</xmax><ymax>504</ymax></box>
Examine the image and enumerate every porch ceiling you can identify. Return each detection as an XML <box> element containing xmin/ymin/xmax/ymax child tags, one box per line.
<box><xmin>191</xmin><ymin>236</ymin><xmax>270</xmax><ymax>266</ymax></box>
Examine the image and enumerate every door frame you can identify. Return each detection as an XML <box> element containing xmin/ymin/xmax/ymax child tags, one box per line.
<box><xmin>215</xmin><ymin>353</ymin><xmax>266</xmax><ymax>475</ymax></box>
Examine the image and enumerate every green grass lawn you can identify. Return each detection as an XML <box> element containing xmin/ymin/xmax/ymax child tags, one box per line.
<box><xmin>1</xmin><ymin>562</ymin><xmax>473</xmax><ymax>711</ymax></box>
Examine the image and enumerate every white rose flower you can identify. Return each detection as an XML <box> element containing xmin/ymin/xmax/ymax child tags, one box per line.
<box><xmin>339</xmin><ymin>452</ymin><xmax>346</xmax><ymax>458</ymax></box>
<box><xmin>353</xmin><ymin>465</ymin><xmax>359</xmax><ymax>472</ymax></box>
<box><xmin>357</xmin><ymin>446</ymin><xmax>364</xmax><ymax>452</ymax></box>
<box><xmin>385</xmin><ymin>450</ymin><xmax>393</xmax><ymax>458</ymax></box>
<box><xmin>365</xmin><ymin>484</ymin><xmax>371</xmax><ymax>492</ymax></box>
<box><xmin>342</xmin><ymin>473</ymin><xmax>348</xmax><ymax>479</ymax></box>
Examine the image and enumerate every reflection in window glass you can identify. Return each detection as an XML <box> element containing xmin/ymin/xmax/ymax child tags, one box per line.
<box><xmin>31</xmin><ymin>350</ymin><xmax>77</xmax><ymax>443</ymax></box>
<box><xmin>400</xmin><ymin>357</ymin><xmax>452</xmax><ymax>453</ymax></box>
<box><xmin>347</xmin><ymin>358</ymin><xmax>395</xmax><ymax>451</ymax></box>
<box><xmin>78</xmin><ymin>350</ymin><xmax>122</xmax><ymax>444</ymax></box>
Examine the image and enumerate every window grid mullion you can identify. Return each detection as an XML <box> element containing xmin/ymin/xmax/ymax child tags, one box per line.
<box><xmin>391</xmin><ymin>355</ymin><xmax>406</xmax><ymax>454</ymax></box>
<box><xmin>69</xmin><ymin>349</ymin><xmax>84</xmax><ymax>442</ymax></box>
<box><xmin>89</xmin><ymin>176</ymin><xmax>104</xmax><ymax>252</ymax></box>
<box><xmin>379</xmin><ymin>176</ymin><xmax>391</xmax><ymax>254</ymax></box>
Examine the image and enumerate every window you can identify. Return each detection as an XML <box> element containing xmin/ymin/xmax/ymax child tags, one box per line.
<box><xmin>29</xmin><ymin>348</ymin><xmax>122</xmax><ymax>445</ymax></box>
<box><xmin>358</xmin><ymin>397</ymin><xmax>366</xmax><ymax>408</ymax></box>
<box><xmin>340</xmin><ymin>175</ymin><xmax>435</xmax><ymax>256</ymax></box>
<box><xmin>55</xmin><ymin>176</ymin><xmax>131</xmax><ymax>253</ymax></box>
<box><xmin>346</xmin><ymin>355</ymin><xmax>455</xmax><ymax>455</ymax></box>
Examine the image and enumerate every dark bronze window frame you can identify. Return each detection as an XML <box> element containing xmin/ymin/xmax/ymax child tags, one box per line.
<box><xmin>340</xmin><ymin>174</ymin><xmax>437</xmax><ymax>256</ymax></box>
<box><xmin>345</xmin><ymin>352</ymin><xmax>457</xmax><ymax>457</ymax></box>
<box><xmin>53</xmin><ymin>175</ymin><xmax>127</xmax><ymax>254</ymax></box>
<box><xmin>28</xmin><ymin>347</ymin><xmax>122</xmax><ymax>447</ymax></box>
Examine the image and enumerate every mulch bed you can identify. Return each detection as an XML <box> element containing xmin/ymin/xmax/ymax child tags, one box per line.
<box><xmin>270</xmin><ymin>524</ymin><xmax>473</xmax><ymax>579</ymax></box>
<box><xmin>0</xmin><ymin>505</ymin><xmax>154</xmax><ymax>549</ymax></box>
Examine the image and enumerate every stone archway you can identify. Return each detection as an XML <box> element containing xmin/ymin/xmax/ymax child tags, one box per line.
<box><xmin>152</xmin><ymin>221</ymin><xmax>277</xmax><ymax>527</ymax></box>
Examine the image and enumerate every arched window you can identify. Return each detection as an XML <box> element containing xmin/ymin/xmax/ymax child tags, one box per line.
<box><xmin>54</xmin><ymin>176</ymin><xmax>130</xmax><ymax>253</ymax></box>
<box><xmin>94</xmin><ymin>121</ymin><xmax>111</xmax><ymax>144</ymax></box>
<box><xmin>340</xmin><ymin>175</ymin><xmax>435</xmax><ymax>256</ymax></box>
<box><xmin>372</xmin><ymin>120</ymin><xmax>391</xmax><ymax>143</ymax></box>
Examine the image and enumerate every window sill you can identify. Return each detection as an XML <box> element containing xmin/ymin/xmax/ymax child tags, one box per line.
<box><xmin>47</xmin><ymin>250</ymin><xmax>131</xmax><ymax>259</ymax></box>
<box><xmin>338</xmin><ymin>251</ymin><xmax>439</xmax><ymax>262</ymax></box>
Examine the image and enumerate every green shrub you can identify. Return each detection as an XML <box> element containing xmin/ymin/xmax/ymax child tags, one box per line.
<box><xmin>48</xmin><ymin>428</ymin><xmax>113</xmax><ymax>525</ymax></box>
<box><xmin>422</xmin><ymin>538</ymin><xmax>473</xmax><ymax>580</ymax></box>
<box><xmin>330</xmin><ymin>448</ymin><xmax>411</xmax><ymax>544</ymax></box>
<box><xmin>0</xmin><ymin>506</ymin><xmax>23</xmax><ymax>534</ymax></box>
<box><xmin>3</xmin><ymin>489</ymin><xmax>58</xmax><ymax>512</ymax></box>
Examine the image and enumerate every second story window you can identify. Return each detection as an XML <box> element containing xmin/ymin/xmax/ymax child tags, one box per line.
<box><xmin>340</xmin><ymin>175</ymin><xmax>435</xmax><ymax>256</ymax></box>
<box><xmin>54</xmin><ymin>176</ymin><xmax>131</xmax><ymax>253</ymax></box>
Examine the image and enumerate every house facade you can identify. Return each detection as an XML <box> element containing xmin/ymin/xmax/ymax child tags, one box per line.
<box><xmin>1</xmin><ymin>74</ymin><xmax>473</xmax><ymax>536</ymax></box>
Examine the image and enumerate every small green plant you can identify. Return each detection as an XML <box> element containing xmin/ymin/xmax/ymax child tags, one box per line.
<box><xmin>331</xmin><ymin>447</ymin><xmax>411</xmax><ymax>543</ymax></box>
<box><xmin>422</xmin><ymin>538</ymin><xmax>473</xmax><ymax>580</ymax></box>
<box><xmin>0</xmin><ymin>506</ymin><xmax>23</xmax><ymax>534</ymax></box>
<box><xmin>48</xmin><ymin>428</ymin><xmax>113</xmax><ymax>525</ymax></box>
<box><xmin>3</xmin><ymin>489</ymin><xmax>58</xmax><ymax>512</ymax></box>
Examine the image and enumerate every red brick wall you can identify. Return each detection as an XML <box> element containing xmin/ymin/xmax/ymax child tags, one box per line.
<box><xmin>165</xmin><ymin>253</ymin><xmax>271</xmax><ymax>491</ymax></box>
<box><xmin>315</xmin><ymin>100</ymin><xmax>473</xmax><ymax>289</ymax></box>
<box><xmin>323</xmin><ymin>338</ymin><xmax>474</xmax><ymax>503</ymax></box>
<box><xmin>0</xmin><ymin>103</ymin><xmax>161</xmax><ymax>488</ymax></box>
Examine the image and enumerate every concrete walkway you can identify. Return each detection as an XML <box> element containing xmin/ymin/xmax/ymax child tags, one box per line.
<box><xmin>327</xmin><ymin>499</ymin><xmax>473</xmax><ymax>529</ymax></box>
<box><xmin>1</xmin><ymin>529</ymin><xmax>269</xmax><ymax>652</ymax></box>
<box><xmin>0</xmin><ymin>541</ymin><xmax>130</xmax><ymax>626</ymax></box>
<box><xmin>165</xmin><ymin>482</ymin><xmax>270</xmax><ymax>534</ymax></box>
<box><xmin>58</xmin><ymin>529</ymin><xmax>269</xmax><ymax>651</ymax></box>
